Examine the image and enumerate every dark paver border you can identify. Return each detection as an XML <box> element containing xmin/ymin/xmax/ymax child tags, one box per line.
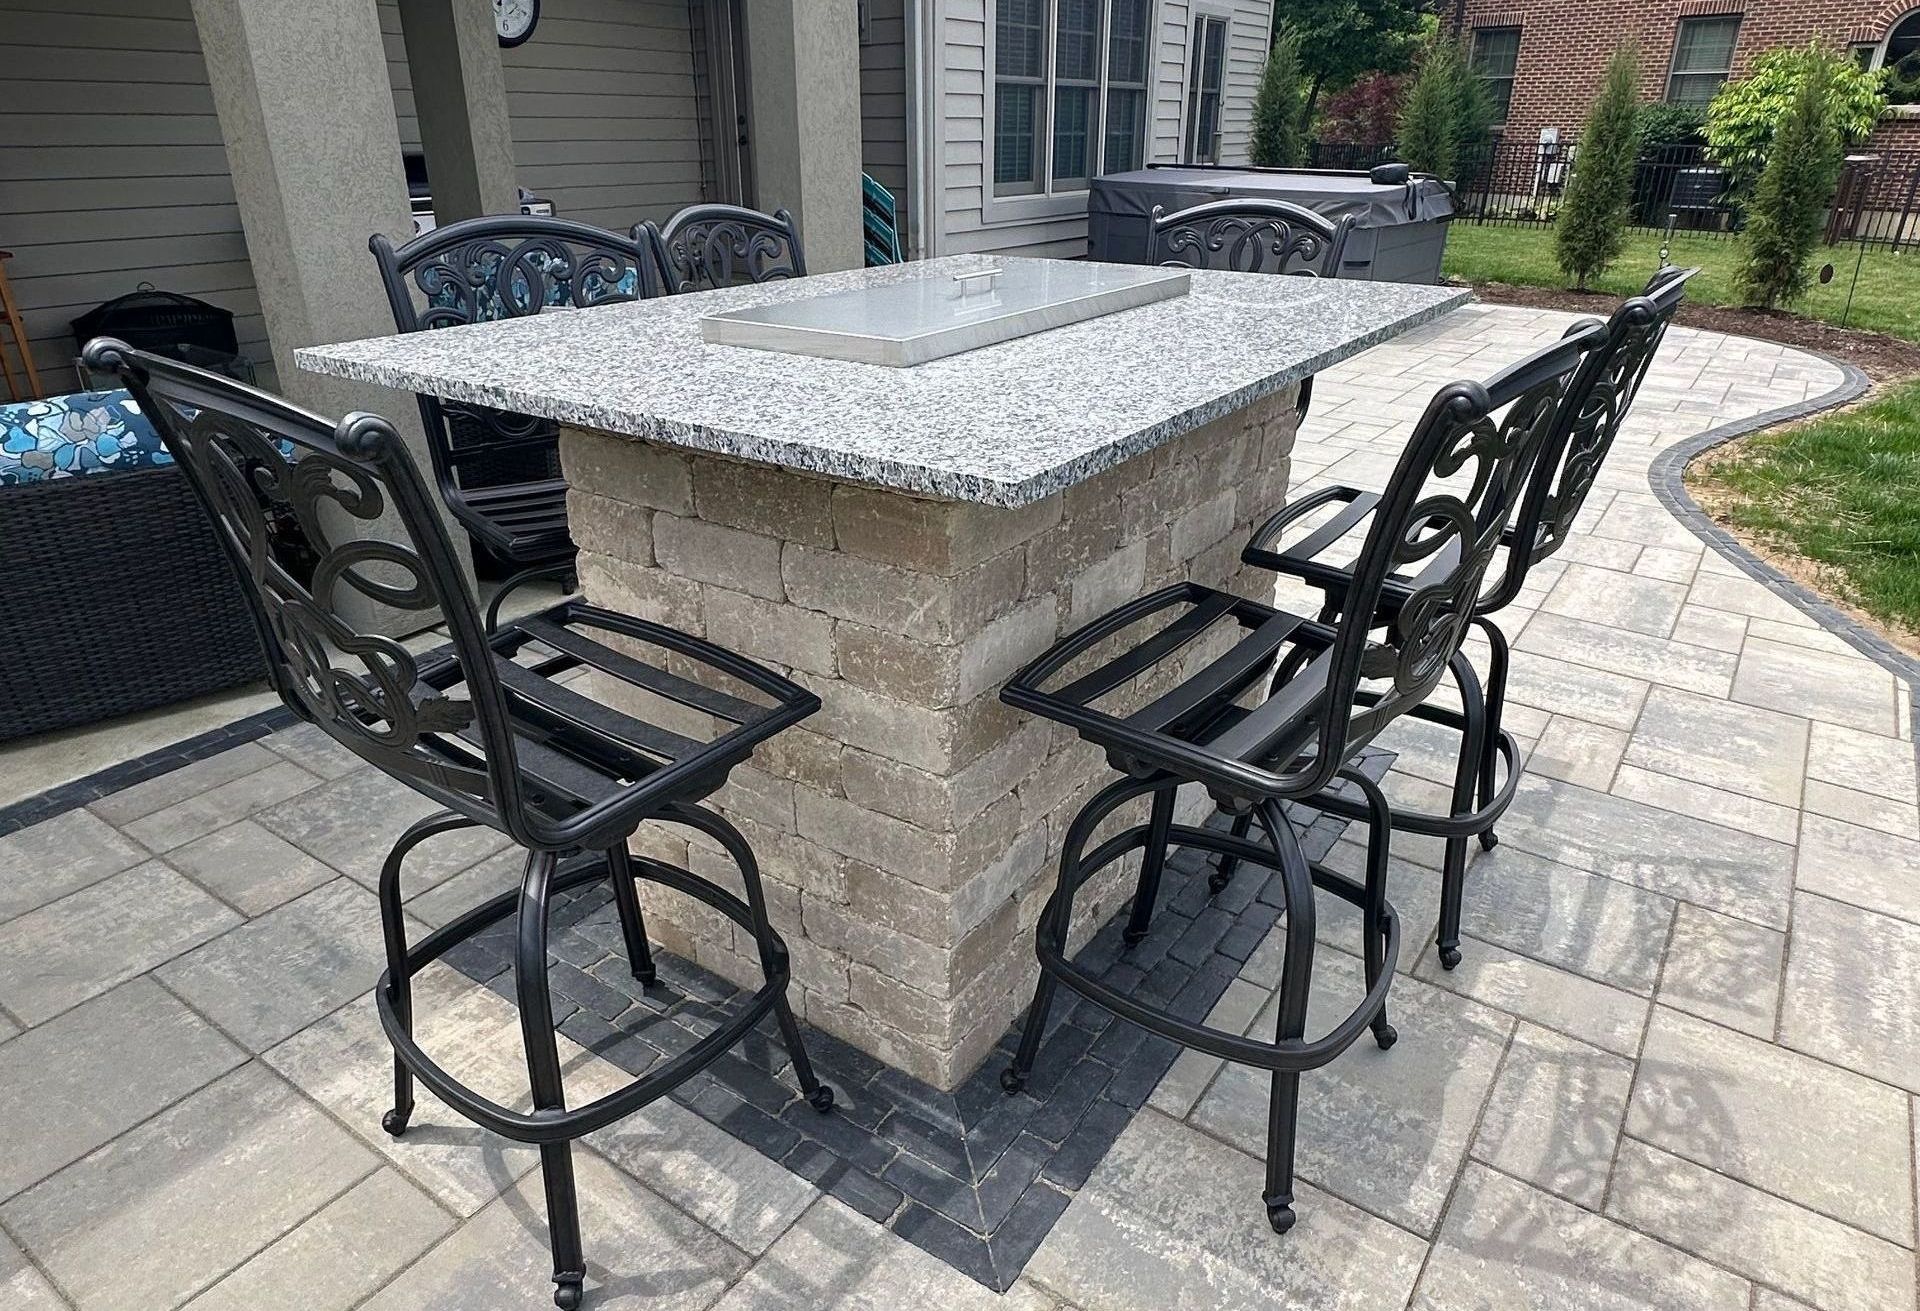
<box><xmin>1646</xmin><ymin>355</ymin><xmax>1920</xmax><ymax>747</ymax></box>
<box><xmin>0</xmin><ymin>704</ymin><xmax>297</xmax><ymax>838</ymax></box>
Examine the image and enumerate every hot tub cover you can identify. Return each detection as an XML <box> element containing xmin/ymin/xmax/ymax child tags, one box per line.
<box><xmin>1091</xmin><ymin>165</ymin><xmax>1454</xmax><ymax>229</ymax></box>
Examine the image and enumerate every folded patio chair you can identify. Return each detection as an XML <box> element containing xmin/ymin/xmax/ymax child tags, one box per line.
<box><xmin>1217</xmin><ymin>265</ymin><xmax>1696</xmax><ymax>970</ymax></box>
<box><xmin>637</xmin><ymin>203</ymin><xmax>807</xmax><ymax>293</ymax></box>
<box><xmin>995</xmin><ymin>316</ymin><xmax>1595</xmax><ymax>1234</ymax></box>
<box><xmin>84</xmin><ymin>338</ymin><xmax>833</xmax><ymax>1311</ymax></box>
<box><xmin>369</xmin><ymin>216</ymin><xmax>667</xmax><ymax>618</ymax></box>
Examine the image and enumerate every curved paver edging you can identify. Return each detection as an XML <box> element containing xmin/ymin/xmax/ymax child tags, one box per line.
<box><xmin>1646</xmin><ymin>354</ymin><xmax>1920</xmax><ymax>749</ymax></box>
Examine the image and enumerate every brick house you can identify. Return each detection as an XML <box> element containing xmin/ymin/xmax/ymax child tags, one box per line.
<box><xmin>1444</xmin><ymin>0</ymin><xmax>1920</xmax><ymax>153</ymax></box>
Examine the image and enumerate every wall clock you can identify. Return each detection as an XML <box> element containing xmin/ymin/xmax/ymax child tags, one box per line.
<box><xmin>495</xmin><ymin>0</ymin><xmax>539</xmax><ymax>48</ymax></box>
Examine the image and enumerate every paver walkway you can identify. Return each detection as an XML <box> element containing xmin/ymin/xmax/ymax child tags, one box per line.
<box><xmin>1</xmin><ymin>304</ymin><xmax>1915</xmax><ymax>1311</ymax></box>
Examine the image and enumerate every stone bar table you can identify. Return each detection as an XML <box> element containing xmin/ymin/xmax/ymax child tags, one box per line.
<box><xmin>299</xmin><ymin>255</ymin><xmax>1466</xmax><ymax>1088</ymax></box>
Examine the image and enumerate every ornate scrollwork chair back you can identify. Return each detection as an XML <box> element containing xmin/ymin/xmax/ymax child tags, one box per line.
<box><xmin>1482</xmin><ymin>266</ymin><xmax>1696</xmax><ymax>612</ymax></box>
<box><xmin>1289</xmin><ymin>323</ymin><xmax>1607</xmax><ymax>794</ymax></box>
<box><xmin>1149</xmin><ymin>198</ymin><xmax>1355</xmax><ymax>278</ymax></box>
<box><xmin>369</xmin><ymin>217</ymin><xmax>663</xmax><ymax>572</ymax></box>
<box><xmin>82</xmin><ymin>337</ymin><xmax>527</xmax><ymax>836</ymax></box>
<box><xmin>638</xmin><ymin>204</ymin><xmax>807</xmax><ymax>293</ymax></box>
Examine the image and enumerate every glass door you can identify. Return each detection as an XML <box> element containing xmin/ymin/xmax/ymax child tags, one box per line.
<box><xmin>1183</xmin><ymin>14</ymin><xmax>1228</xmax><ymax>164</ymax></box>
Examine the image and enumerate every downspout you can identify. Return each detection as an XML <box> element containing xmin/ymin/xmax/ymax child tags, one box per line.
<box><xmin>907</xmin><ymin>0</ymin><xmax>942</xmax><ymax>258</ymax></box>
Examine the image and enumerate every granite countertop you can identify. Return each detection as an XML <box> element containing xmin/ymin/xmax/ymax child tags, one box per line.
<box><xmin>297</xmin><ymin>255</ymin><xmax>1468</xmax><ymax>507</ymax></box>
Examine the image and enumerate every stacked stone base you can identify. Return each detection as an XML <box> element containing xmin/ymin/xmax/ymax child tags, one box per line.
<box><xmin>559</xmin><ymin>382</ymin><xmax>1299</xmax><ymax>1089</ymax></box>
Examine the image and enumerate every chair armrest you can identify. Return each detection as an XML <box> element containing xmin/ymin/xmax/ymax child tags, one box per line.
<box><xmin>1242</xmin><ymin>485</ymin><xmax>1382</xmax><ymax>576</ymax></box>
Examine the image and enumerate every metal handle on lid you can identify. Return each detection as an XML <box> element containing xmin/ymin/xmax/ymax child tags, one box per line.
<box><xmin>953</xmin><ymin>267</ymin><xmax>1002</xmax><ymax>295</ymax></box>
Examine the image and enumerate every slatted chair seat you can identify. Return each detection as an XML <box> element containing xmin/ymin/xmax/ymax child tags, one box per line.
<box><xmin>459</xmin><ymin>478</ymin><xmax>572</xmax><ymax>558</ymax></box>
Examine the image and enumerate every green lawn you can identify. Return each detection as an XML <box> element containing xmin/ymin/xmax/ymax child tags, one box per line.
<box><xmin>1442</xmin><ymin>224</ymin><xmax>1920</xmax><ymax>343</ymax></box>
<box><xmin>1689</xmin><ymin>380</ymin><xmax>1920</xmax><ymax>634</ymax></box>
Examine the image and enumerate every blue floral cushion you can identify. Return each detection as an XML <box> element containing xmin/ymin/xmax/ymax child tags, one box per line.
<box><xmin>0</xmin><ymin>390</ymin><xmax>167</xmax><ymax>486</ymax></box>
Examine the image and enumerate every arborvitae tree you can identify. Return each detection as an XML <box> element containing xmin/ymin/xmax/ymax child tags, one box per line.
<box><xmin>1397</xmin><ymin>38</ymin><xmax>1461</xmax><ymax>178</ymax></box>
<box><xmin>1250</xmin><ymin>24</ymin><xmax>1309</xmax><ymax>167</ymax></box>
<box><xmin>1556</xmin><ymin>47</ymin><xmax>1642</xmax><ymax>290</ymax></box>
<box><xmin>1735</xmin><ymin>51</ymin><xmax>1845</xmax><ymax>309</ymax></box>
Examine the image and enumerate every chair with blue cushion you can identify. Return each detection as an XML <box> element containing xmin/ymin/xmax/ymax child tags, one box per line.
<box><xmin>369</xmin><ymin>217</ymin><xmax>665</xmax><ymax>606</ymax></box>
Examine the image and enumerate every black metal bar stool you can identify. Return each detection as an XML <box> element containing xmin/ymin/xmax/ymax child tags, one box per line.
<box><xmin>997</xmin><ymin>330</ymin><xmax>1565</xmax><ymax>1232</ymax></box>
<box><xmin>636</xmin><ymin>204</ymin><xmax>807</xmax><ymax>293</ymax></box>
<box><xmin>1223</xmin><ymin>267</ymin><xmax>1695</xmax><ymax>968</ymax></box>
<box><xmin>369</xmin><ymin>216</ymin><xmax>667</xmax><ymax>625</ymax></box>
<box><xmin>87</xmin><ymin>339</ymin><xmax>833</xmax><ymax>1311</ymax></box>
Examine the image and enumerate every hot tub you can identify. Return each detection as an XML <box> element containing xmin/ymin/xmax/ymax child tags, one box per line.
<box><xmin>1088</xmin><ymin>163</ymin><xmax>1455</xmax><ymax>284</ymax></box>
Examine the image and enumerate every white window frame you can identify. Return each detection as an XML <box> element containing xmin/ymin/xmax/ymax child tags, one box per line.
<box><xmin>1665</xmin><ymin>14</ymin><xmax>1742</xmax><ymax>106</ymax></box>
<box><xmin>1176</xmin><ymin>4</ymin><xmax>1233</xmax><ymax>166</ymax></box>
<box><xmin>982</xmin><ymin>0</ymin><xmax>1162</xmax><ymax>224</ymax></box>
<box><xmin>1860</xmin><ymin>8</ymin><xmax>1920</xmax><ymax>115</ymax></box>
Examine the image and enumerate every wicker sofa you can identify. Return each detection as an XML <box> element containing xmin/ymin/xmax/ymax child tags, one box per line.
<box><xmin>0</xmin><ymin>390</ymin><xmax>265</xmax><ymax>742</ymax></box>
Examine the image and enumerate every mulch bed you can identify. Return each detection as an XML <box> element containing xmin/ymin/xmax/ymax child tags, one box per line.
<box><xmin>1460</xmin><ymin>279</ymin><xmax>1920</xmax><ymax>383</ymax></box>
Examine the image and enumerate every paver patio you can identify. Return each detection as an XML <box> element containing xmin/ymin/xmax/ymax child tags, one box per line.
<box><xmin>1</xmin><ymin>303</ymin><xmax>1915</xmax><ymax>1310</ymax></box>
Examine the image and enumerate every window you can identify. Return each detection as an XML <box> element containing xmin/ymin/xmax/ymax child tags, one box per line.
<box><xmin>992</xmin><ymin>0</ymin><xmax>1155</xmax><ymax>199</ymax></box>
<box><xmin>1470</xmin><ymin>27</ymin><xmax>1521</xmax><ymax>125</ymax></box>
<box><xmin>1880</xmin><ymin>11</ymin><xmax>1920</xmax><ymax>104</ymax></box>
<box><xmin>1183</xmin><ymin>14</ymin><xmax>1229</xmax><ymax>164</ymax></box>
<box><xmin>1667</xmin><ymin>15</ymin><xmax>1740</xmax><ymax>105</ymax></box>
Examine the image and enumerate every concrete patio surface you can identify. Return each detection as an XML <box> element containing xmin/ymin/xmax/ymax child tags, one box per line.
<box><xmin>0</xmin><ymin>302</ymin><xmax>1915</xmax><ymax>1311</ymax></box>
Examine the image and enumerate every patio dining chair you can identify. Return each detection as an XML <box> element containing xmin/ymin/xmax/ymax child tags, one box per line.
<box><xmin>84</xmin><ymin>338</ymin><xmax>833</xmax><ymax>1311</ymax></box>
<box><xmin>1150</xmin><ymin>197</ymin><xmax>1357</xmax><ymax>421</ymax></box>
<box><xmin>996</xmin><ymin>321</ymin><xmax>1577</xmax><ymax>1234</ymax></box>
<box><xmin>638</xmin><ymin>203</ymin><xmax>807</xmax><ymax>293</ymax></box>
<box><xmin>1212</xmin><ymin>266</ymin><xmax>1696</xmax><ymax>970</ymax></box>
<box><xmin>369</xmin><ymin>216</ymin><xmax>666</xmax><ymax>619</ymax></box>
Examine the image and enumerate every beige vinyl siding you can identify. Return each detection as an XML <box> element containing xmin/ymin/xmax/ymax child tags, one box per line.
<box><xmin>861</xmin><ymin>0</ymin><xmax>912</xmax><ymax>250</ymax></box>
<box><xmin>382</xmin><ymin>0</ymin><xmax>711</xmax><ymax>232</ymax></box>
<box><xmin>0</xmin><ymin>0</ymin><xmax>273</xmax><ymax>390</ymax></box>
<box><xmin>938</xmin><ymin>0</ymin><xmax>1272</xmax><ymax>258</ymax></box>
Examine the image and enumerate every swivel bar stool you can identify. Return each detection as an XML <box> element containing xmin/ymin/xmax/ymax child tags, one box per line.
<box><xmin>997</xmin><ymin>323</ymin><xmax>1573</xmax><ymax>1232</ymax></box>
<box><xmin>1216</xmin><ymin>268</ymin><xmax>1694</xmax><ymax>968</ymax></box>
<box><xmin>87</xmin><ymin>339</ymin><xmax>833</xmax><ymax>1310</ymax></box>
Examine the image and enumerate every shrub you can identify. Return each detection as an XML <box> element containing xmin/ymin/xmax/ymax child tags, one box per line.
<box><xmin>1705</xmin><ymin>44</ymin><xmax>1886</xmax><ymax>189</ymax></box>
<box><xmin>1317</xmin><ymin>71</ymin><xmax>1406</xmax><ymax>146</ymax></box>
<box><xmin>1635</xmin><ymin>101</ymin><xmax>1706</xmax><ymax>152</ymax></box>
<box><xmin>1250</xmin><ymin>24</ymin><xmax>1309</xmax><ymax>167</ymax></box>
<box><xmin>1556</xmin><ymin>47</ymin><xmax>1642</xmax><ymax>290</ymax></box>
<box><xmin>1734</xmin><ymin>51</ymin><xmax>1846</xmax><ymax>309</ymax></box>
<box><xmin>1396</xmin><ymin>37</ymin><xmax>1492</xmax><ymax>178</ymax></box>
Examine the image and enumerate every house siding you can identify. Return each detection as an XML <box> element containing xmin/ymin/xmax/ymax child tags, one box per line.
<box><xmin>0</xmin><ymin>0</ymin><xmax>273</xmax><ymax>388</ymax></box>
<box><xmin>381</xmin><ymin>0</ymin><xmax>712</xmax><ymax>231</ymax></box>
<box><xmin>862</xmin><ymin>0</ymin><xmax>915</xmax><ymax>252</ymax></box>
<box><xmin>937</xmin><ymin>0</ymin><xmax>1273</xmax><ymax>259</ymax></box>
<box><xmin>0</xmin><ymin>0</ymin><xmax>714</xmax><ymax>396</ymax></box>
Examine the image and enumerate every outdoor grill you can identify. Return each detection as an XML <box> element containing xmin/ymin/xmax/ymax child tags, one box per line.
<box><xmin>70</xmin><ymin>286</ymin><xmax>251</xmax><ymax>381</ymax></box>
<box><xmin>1089</xmin><ymin>162</ymin><xmax>1456</xmax><ymax>283</ymax></box>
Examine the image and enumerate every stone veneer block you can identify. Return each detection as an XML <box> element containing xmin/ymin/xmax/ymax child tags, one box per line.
<box><xmin>560</xmin><ymin>383</ymin><xmax>1300</xmax><ymax>1088</ymax></box>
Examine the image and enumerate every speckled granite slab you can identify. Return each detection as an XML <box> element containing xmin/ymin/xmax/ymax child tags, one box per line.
<box><xmin>297</xmin><ymin>256</ymin><xmax>1467</xmax><ymax>507</ymax></box>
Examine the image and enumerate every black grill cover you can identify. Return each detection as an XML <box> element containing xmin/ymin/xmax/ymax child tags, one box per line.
<box><xmin>1089</xmin><ymin>165</ymin><xmax>1455</xmax><ymax>283</ymax></box>
<box><xmin>72</xmin><ymin>287</ymin><xmax>240</xmax><ymax>361</ymax></box>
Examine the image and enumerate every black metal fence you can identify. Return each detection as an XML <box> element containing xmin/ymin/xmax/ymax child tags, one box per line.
<box><xmin>1307</xmin><ymin>137</ymin><xmax>1920</xmax><ymax>251</ymax></box>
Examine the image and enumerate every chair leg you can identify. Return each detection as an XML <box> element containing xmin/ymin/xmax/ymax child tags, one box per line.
<box><xmin>1211</xmin><ymin>810</ymin><xmax>1256</xmax><ymax>893</ymax></box>
<box><xmin>701</xmin><ymin>809</ymin><xmax>833</xmax><ymax>1113</ymax></box>
<box><xmin>1436</xmin><ymin>650</ymin><xmax>1489</xmax><ymax>971</ymax></box>
<box><xmin>1122</xmin><ymin>786</ymin><xmax>1177</xmax><ymax>946</ymax></box>
<box><xmin>1343</xmin><ymin>768</ymin><xmax>1398</xmax><ymax>1050</ymax></box>
<box><xmin>606</xmin><ymin>843</ymin><xmax>657</xmax><ymax>986</ymax></box>
<box><xmin>514</xmin><ymin>849</ymin><xmax>587</xmax><ymax>1311</ymax></box>
<box><xmin>1004</xmin><ymin>782</ymin><xmax>1111</xmax><ymax>1094</ymax></box>
<box><xmin>1475</xmin><ymin>617</ymin><xmax>1511</xmax><ymax>853</ymax></box>
<box><xmin>377</xmin><ymin>810</ymin><xmax>478</xmax><ymax>1138</ymax></box>
<box><xmin>1255</xmin><ymin>799</ymin><xmax>1315</xmax><ymax>1234</ymax></box>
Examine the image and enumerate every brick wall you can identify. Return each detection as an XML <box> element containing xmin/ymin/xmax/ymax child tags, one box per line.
<box><xmin>1450</xmin><ymin>0</ymin><xmax>1919</xmax><ymax>146</ymax></box>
